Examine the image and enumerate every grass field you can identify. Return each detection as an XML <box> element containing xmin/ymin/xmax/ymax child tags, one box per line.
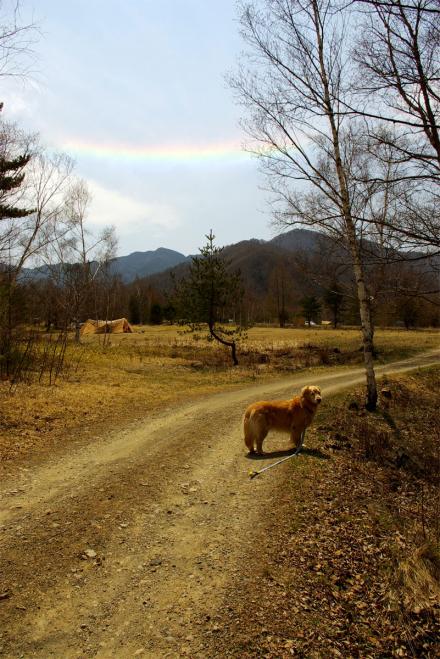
<box><xmin>0</xmin><ymin>325</ymin><xmax>438</xmax><ymax>462</ymax></box>
<box><xmin>98</xmin><ymin>324</ymin><xmax>439</xmax><ymax>359</ymax></box>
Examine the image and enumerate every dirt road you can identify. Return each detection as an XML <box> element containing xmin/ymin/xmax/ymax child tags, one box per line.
<box><xmin>0</xmin><ymin>351</ymin><xmax>438</xmax><ymax>658</ymax></box>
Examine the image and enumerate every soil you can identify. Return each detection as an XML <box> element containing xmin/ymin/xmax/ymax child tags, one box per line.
<box><xmin>0</xmin><ymin>351</ymin><xmax>439</xmax><ymax>658</ymax></box>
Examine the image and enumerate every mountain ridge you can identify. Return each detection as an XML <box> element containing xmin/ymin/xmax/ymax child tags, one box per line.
<box><xmin>21</xmin><ymin>229</ymin><xmax>322</xmax><ymax>284</ymax></box>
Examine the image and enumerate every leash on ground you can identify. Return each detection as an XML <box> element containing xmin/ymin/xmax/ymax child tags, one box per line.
<box><xmin>248</xmin><ymin>431</ymin><xmax>306</xmax><ymax>479</ymax></box>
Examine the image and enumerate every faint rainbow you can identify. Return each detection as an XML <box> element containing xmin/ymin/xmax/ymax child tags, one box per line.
<box><xmin>59</xmin><ymin>139</ymin><xmax>252</xmax><ymax>164</ymax></box>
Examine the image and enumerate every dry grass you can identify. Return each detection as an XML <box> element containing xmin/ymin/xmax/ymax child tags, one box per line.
<box><xmin>318</xmin><ymin>367</ymin><xmax>440</xmax><ymax>627</ymax></box>
<box><xmin>244</xmin><ymin>325</ymin><xmax>439</xmax><ymax>358</ymax></box>
<box><xmin>208</xmin><ymin>367</ymin><xmax>440</xmax><ymax>658</ymax></box>
<box><xmin>0</xmin><ymin>341</ymin><xmax>256</xmax><ymax>462</ymax></box>
<box><xmin>82</xmin><ymin>324</ymin><xmax>440</xmax><ymax>370</ymax></box>
<box><xmin>98</xmin><ymin>324</ymin><xmax>440</xmax><ymax>355</ymax></box>
<box><xmin>0</xmin><ymin>325</ymin><xmax>437</xmax><ymax>463</ymax></box>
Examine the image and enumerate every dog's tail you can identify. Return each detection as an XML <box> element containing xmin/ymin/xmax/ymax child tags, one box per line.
<box><xmin>243</xmin><ymin>408</ymin><xmax>255</xmax><ymax>452</ymax></box>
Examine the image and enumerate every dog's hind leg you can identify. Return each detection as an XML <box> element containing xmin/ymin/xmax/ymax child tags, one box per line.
<box><xmin>255</xmin><ymin>426</ymin><xmax>268</xmax><ymax>455</ymax></box>
<box><xmin>243</xmin><ymin>413</ymin><xmax>255</xmax><ymax>454</ymax></box>
<box><xmin>244</xmin><ymin>430</ymin><xmax>255</xmax><ymax>454</ymax></box>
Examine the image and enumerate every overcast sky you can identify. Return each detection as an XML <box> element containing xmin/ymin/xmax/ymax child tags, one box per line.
<box><xmin>2</xmin><ymin>0</ymin><xmax>275</xmax><ymax>257</ymax></box>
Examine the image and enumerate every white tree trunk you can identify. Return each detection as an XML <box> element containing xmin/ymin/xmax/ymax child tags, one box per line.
<box><xmin>345</xmin><ymin>226</ymin><xmax>378</xmax><ymax>410</ymax></box>
<box><xmin>313</xmin><ymin>0</ymin><xmax>378</xmax><ymax>410</ymax></box>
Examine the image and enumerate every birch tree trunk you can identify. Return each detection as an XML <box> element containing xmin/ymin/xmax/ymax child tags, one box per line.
<box><xmin>313</xmin><ymin>0</ymin><xmax>378</xmax><ymax>410</ymax></box>
<box><xmin>345</xmin><ymin>227</ymin><xmax>378</xmax><ymax>410</ymax></box>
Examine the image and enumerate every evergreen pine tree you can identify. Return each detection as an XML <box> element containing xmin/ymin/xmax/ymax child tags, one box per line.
<box><xmin>128</xmin><ymin>294</ymin><xmax>141</xmax><ymax>325</ymax></box>
<box><xmin>0</xmin><ymin>145</ymin><xmax>33</xmax><ymax>221</ymax></box>
<box><xmin>149</xmin><ymin>303</ymin><xmax>163</xmax><ymax>325</ymax></box>
<box><xmin>300</xmin><ymin>295</ymin><xmax>321</xmax><ymax>326</ymax></box>
<box><xmin>173</xmin><ymin>231</ymin><xmax>246</xmax><ymax>365</ymax></box>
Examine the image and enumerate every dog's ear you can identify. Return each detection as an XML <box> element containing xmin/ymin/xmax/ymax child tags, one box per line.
<box><xmin>300</xmin><ymin>386</ymin><xmax>310</xmax><ymax>398</ymax></box>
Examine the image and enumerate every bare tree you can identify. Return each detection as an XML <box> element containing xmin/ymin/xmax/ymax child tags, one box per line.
<box><xmin>0</xmin><ymin>0</ymin><xmax>37</xmax><ymax>81</ymax></box>
<box><xmin>353</xmin><ymin>0</ymin><xmax>440</xmax><ymax>178</ymax></box>
<box><xmin>0</xmin><ymin>0</ymin><xmax>40</xmax><ymax>265</ymax></box>
<box><xmin>358</xmin><ymin>130</ymin><xmax>439</xmax><ymax>254</ymax></box>
<box><xmin>0</xmin><ymin>120</ymin><xmax>79</xmax><ymax>285</ymax></box>
<box><xmin>0</xmin><ymin>0</ymin><xmax>40</xmax><ymax>298</ymax></box>
<box><xmin>15</xmin><ymin>149</ymin><xmax>74</xmax><ymax>276</ymax></box>
<box><xmin>44</xmin><ymin>180</ymin><xmax>117</xmax><ymax>341</ymax></box>
<box><xmin>232</xmin><ymin>0</ymin><xmax>382</xmax><ymax>409</ymax></box>
<box><xmin>343</xmin><ymin>1</ymin><xmax>440</xmax><ymax>254</ymax></box>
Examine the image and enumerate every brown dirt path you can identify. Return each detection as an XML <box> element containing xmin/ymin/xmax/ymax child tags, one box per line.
<box><xmin>0</xmin><ymin>351</ymin><xmax>438</xmax><ymax>658</ymax></box>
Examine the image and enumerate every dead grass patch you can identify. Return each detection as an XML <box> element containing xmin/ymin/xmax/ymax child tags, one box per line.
<box><xmin>205</xmin><ymin>367</ymin><xmax>440</xmax><ymax>658</ymax></box>
<box><xmin>319</xmin><ymin>368</ymin><xmax>440</xmax><ymax>649</ymax></box>
<box><xmin>0</xmin><ymin>326</ymin><xmax>437</xmax><ymax>464</ymax></box>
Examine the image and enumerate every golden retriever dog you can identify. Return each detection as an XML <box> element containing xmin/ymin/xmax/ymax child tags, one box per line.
<box><xmin>243</xmin><ymin>385</ymin><xmax>322</xmax><ymax>455</ymax></box>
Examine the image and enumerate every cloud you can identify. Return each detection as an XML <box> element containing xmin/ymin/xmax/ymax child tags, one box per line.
<box><xmin>1</xmin><ymin>81</ymin><xmax>41</xmax><ymax>121</ymax></box>
<box><xmin>87</xmin><ymin>180</ymin><xmax>181</xmax><ymax>234</ymax></box>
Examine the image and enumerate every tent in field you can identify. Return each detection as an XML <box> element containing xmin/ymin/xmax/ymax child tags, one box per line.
<box><xmin>80</xmin><ymin>318</ymin><xmax>133</xmax><ymax>335</ymax></box>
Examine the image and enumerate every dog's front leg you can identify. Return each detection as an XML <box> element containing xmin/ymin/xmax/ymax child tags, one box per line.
<box><xmin>289</xmin><ymin>427</ymin><xmax>302</xmax><ymax>451</ymax></box>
